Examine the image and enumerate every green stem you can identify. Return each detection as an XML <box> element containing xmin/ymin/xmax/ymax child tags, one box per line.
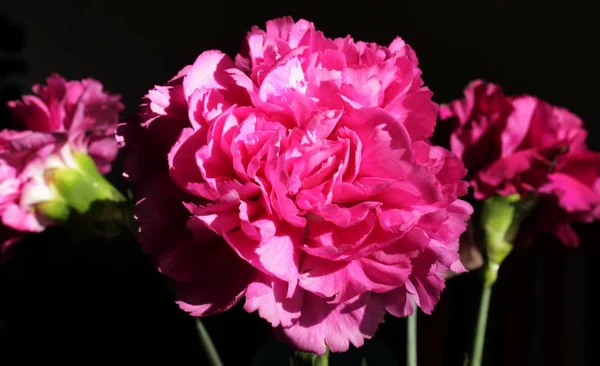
<box><xmin>407</xmin><ymin>300</ymin><xmax>418</xmax><ymax>366</ymax></box>
<box><xmin>196</xmin><ymin>318</ymin><xmax>223</xmax><ymax>366</ymax></box>
<box><xmin>470</xmin><ymin>266</ymin><xmax>496</xmax><ymax>366</ymax></box>
<box><xmin>293</xmin><ymin>350</ymin><xmax>329</xmax><ymax>366</ymax></box>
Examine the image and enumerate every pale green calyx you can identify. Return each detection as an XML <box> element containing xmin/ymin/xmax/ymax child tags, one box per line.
<box><xmin>36</xmin><ymin>150</ymin><xmax>125</xmax><ymax>222</ymax></box>
<box><xmin>481</xmin><ymin>193</ymin><xmax>538</xmax><ymax>286</ymax></box>
<box><xmin>292</xmin><ymin>350</ymin><xmax>330</xmax><ymax>366</ymax></box>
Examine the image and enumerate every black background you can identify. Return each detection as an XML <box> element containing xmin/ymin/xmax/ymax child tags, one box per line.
<box><xmin>0</xmin><ymin>1</ymin><xmax>598</xmax><ymax>365</ymax></box>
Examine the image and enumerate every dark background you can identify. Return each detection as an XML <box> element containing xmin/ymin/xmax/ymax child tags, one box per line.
<box><xmin>0</xmin><ymin>1</ymin><xmax>598</xmax><ymax>364</ymax></box>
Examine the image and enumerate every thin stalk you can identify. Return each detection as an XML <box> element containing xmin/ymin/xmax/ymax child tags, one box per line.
<box><xmin>196</xmin><ymin>318</ymin><xmax>223</xmax><ymax>366</ymax></box>
<box><xmin>407</xmin><ymin>301</ymin><xmax>418</xmax><ymax>366</ymax></box>
<box><xmin>470</xmin><ymin>267</ymin><xmax>495</xmax><ymax>366</ymax></box>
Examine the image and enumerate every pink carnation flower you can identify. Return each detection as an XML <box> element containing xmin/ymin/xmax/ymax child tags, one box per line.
<box><xmin>0</xmin><ymin>74</ymin><xmax>123</xmax><ymax>257</ymax></box>
<box><xmin>119</xmin><ymin>16</ymin><xmax>471</xmax><ymax>354</ymax></box>
<box><xmin>440</xmin><ymin>80</ymin><xmax>598</xmax><ymax>246</ymax></box>
<box><xmin>535</xmin><ymin>151</ymin><xmax>600</xmax><ymax>246</ymax></box>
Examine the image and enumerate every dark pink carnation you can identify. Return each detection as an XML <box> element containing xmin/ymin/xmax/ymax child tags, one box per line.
<box><xmin>440</xmin><ymin>80</ymin><xmax>597</xmax><ymax>246</ymax></box>
<box><xmin>119</xmin><ymin>17</ymin><xmax>471</xmax><ymax>354</ymax></box>
<box><xmin>0</xmin><ymin>74</ymin><xmax>123</xmax><ymax>256</ymax></box>
<box><xmin>535</xmin><ymin>151</ymin><xmax>600</xmax><ymax>246</ymax></box>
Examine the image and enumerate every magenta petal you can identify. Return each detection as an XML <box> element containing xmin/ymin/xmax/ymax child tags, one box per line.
<box><xmin>1</xmin><ymin>204</ymin><xmax>45</xmax><ymax>233</ymax></box>
<box><xmin>407</xmin><ymin>247</ymin><xmax>449</xmax><ymax>314</ymax></box>
<box><xmin>225</xmin><ymin>222</ymin><xmax>302</xmax><ymax>284</ymax></box>
<box><xmin>183</xmin><ymin>50</ymin><xmax>248</xmax><ymax>104</ymax></box>
<box><xmin>315</xmin><ymin>201</ymin><xmax>379</xmax><ymax>227</ymax></box>
<box><xmin>542</xmin><ymin>173</ymin><xmax>600</xmax><ymax>213</ymax></box>
<box><xmin>168</xmin><ymin>127</ymin><xmax>206</xmax><ymax>193</ymax></box>
<box><xmin>0</xmin><ymin>129</ymin><xmax>58</xmax><ymax>155</ymax></box>
<box><xmin>299</xmin><ymin>255</ymin><xmax>410</xmax><ymax>302</ymax></box>
<box><xmin>277</xmin><ymin>291</ymin><xmax>386</xmax><ymax>354</ymax></box>
<box><xmin>382</xmin><ymin>285</ymin><xmax>415</xmax><ymax>317</ymax></box>
<box><xmin>385</xmin><ymin>87</ymin><xmax>437</xmax><ymax>142</ymax></box>
<box><xmin>477</xmin><ymin>149</ymin><xmax>543</xmax><ymax>186</ymax></box>
<box><xmin>86</xmin><ymin>135</ymin><xmax>118</xmax><ymax>174</ymax></box>
<box><xmin>501</xmin><ymin>96</ymin><xmax>536</xmax><ymax>156</ymax></box>
<box><xmin>7</xmin><ymin>95</ymin><xmax>54</xmax><ymax>132</ymax></box>
<box><xmin>140</xmin><ymin>83</ymin><xmax>190</xmax><ymax>156</ymax></box>
<box><xmin>244</xmin><ymin>272</ymin><xmax>303</xmax><ymax>327</ymax></box>
<box><xmin>137</xmin><ymin>179</ymin><xmax>253</xmax><ymax>316</ymax></box>
<box><xmin>304</xmin><ymin>211</ymin><xmax>377</xmax><ymax>260</ymax></box>
<box><xmin>259</xmin><ymin>56</ymin><xmax>306</xmax><ymax>102</ymax></box>
<box><xmin>347</xmin><ymin>108</ymin><xmax>414</xmax><ymax>179</ymax></box>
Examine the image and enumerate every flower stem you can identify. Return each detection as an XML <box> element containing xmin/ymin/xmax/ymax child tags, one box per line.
<box><xmin>407</xmin><ymin>300</ymin><xmax>418</xmax><ymax>366</ymax></box>
<box><xmin>195</xmin><ymin>318</ymin><xmax>223</xmax><ymax>366</ymax></box>
<box><xmin>293</xmin><ymin>350</ymin><xmax>329</xmax><ymax>366</ymax></box>
<box><xmin>470</xmin><ymin>276</ymin><xmax>493</xmax><ymax>366</ymax></box>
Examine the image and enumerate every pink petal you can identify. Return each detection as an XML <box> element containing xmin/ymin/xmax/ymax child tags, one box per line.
<box><xmin>0</xmin><ymin>130</ymin><xmax>57</xmax><ymax>155</ymax></box>
<box><xmin>299</xmin><ymin>254</ymin><xmax>411</xmax><ymax>302</ymax></box>
<box><xmin>7</xmin><ymin>96</ymin><xmax>54</xmax><ymax>132</ymax></box>
<box><xmin>344</xmin><ymin>108</ymin><xmax>414</xmax><ymax>179</ymax></box>
<box><xmin>542</xmin><ymin>173</ymin><xmax>600</xmax><ymax>213</ymax></box>
<box><xmin>304</xmin><ymin>210</ymin><xmax>377</xmax><ymax>260</ymax></box>
<box><xmin>383</xmin><ymin>285</ymin><xmax>415</xmax><ymax>317</ymax></box>
<box><xmin>259</xmin><ymin>56</ymin><xmax>307</xmax><ymax>102</ymax></box>
<box><xmin>175</xmin><ymin>217</ymin><xmax>254</xmax><ymax>316</ymax></box>
<box><xmin>277</xmin><ymin>291</ymin><xmax>386</xmax><ymax>354</ymax></box>
<box><xmin>135</xmin><ymin>176</ymin><xmax>253</xmax><ymax>316</ymax></box>
<box><xmin>244</xmin><ymin>272</ymin><xmax>303</xmax><ymax>327</ymax></box>
<box><xmin>87</xmin><ymin>135</ymin><xmax>118</xmax><ymax>174</ymax></box>
<box><xmin>168</xmin><ymin>127</ymin><xmax>206</xmax><ymax>193</ymax></box>
<box><xmin>183</xmin><ymin>50</ymin><xmax>249</xmax><ymax>104</ymax></box>
<box><xmin>385</xmin><ymin>87</ymin><xmax>437</xmax><ymax>142</ymax></box>
<box><xmin>501</xmin><ymin>96</ymin><xmax>536</xmax><ymax>156</ymax></box>
<box><xmin>139</xmin><ymin>83</ymin><xmax>190</xmax><ymax>156</ymax></box>
<box><xmin>224</xmin><ymin>222</ymin><xmax>302</xmax><ymax>285</ymax></box>
<box><xmin>1</xmin><ymin>204</ymin><xmax>45</xmax><ymax>233</ymax></box>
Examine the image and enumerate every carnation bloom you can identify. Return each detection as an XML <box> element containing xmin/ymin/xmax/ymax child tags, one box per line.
<box><xmin>0</xmin><ymin>74</ymin><xmax>123</xmax><ymax>257</ymax></box>
<box><xmin>535</xmin><ymin>150</ymin><xmax>600</xmax><ymax>246</ymax></box>
<box><xmin>119</xmin><ymin>17</ymin><xmax>471</xmax><ymax>354</ymax></box>
<box><xmin>439</xmin><ymin>79</ymin><xmax>598</xmax><ymax>246</ymax></box>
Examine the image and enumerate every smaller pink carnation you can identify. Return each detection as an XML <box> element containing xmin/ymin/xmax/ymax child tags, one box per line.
<box><xmin>439</xmin><ymin>80</ymin><xmax>598</xmax><ymax>247</ymax></box>
<box><xmin>0</xmin><ymin>74</ymin><xmax>123</xmax><ymax>258</ymax></box>
<box><xmin>439</xmin><ymin>80</ymin><xmax>586</xmax><ymax>200</ymax></box>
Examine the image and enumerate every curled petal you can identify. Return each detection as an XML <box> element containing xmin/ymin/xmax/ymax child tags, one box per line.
<box><xmin>277</xmin><ymin>291</ymin><xmax>386</xmax><ymax>354</ymax></box>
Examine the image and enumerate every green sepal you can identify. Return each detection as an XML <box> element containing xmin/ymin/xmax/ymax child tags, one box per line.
<box><xmin>292</xmin><ymin>350</ymin><xmax>329</xmax><ymax>366</ymax></box>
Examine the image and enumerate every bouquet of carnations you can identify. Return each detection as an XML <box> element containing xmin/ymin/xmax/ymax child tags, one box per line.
<box><xmin>2</xmin><ymin>16</ymin><xmax>598</xmax><ymax>366</ymax></box>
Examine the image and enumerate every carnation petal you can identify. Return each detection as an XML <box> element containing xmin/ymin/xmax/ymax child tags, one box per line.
<box><xmin>7</xmin><ymin>95</ymin><xmax>54</xmax><ymax>132</ymax></box>
<box><xmin>183</xmin><ymin>50</ymin><xmax>238</xmax><ymax>100</ymax></box>
<box><xmin>299</xmin><ymin>254</ymin><xmax>410</xmax><ymax>302</ymax></box>
<box><xmin>244</xmin><ymin>272</ymin><xmax>303</xmax><ymax>327</ymax></box>
<box><xmin>346</xmin><ymin>108</ymin><xmax>414</xmax><ymax>179</ymax></box>
<box><xmin>277</xmin><ymin>291</ymin><xmax>386</xmax><ymax>354</ymax></box>
<box><xmin>385</xmin><ymin>87</ymin><xmax>437</xmax><ymax>142</ymax></box>
<box><xmin>225</xmin><ymin>223</ymin><xmax>302</xmax><ymax>285</ymax></box>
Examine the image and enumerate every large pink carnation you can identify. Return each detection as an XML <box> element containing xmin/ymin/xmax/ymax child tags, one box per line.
<box><xmin>0</xmin><ymin>74</ymin><xmax>123</xmax><ymax>257</ymax></box>
<box><xmin>119</xmin><ymin>16</ymin><xmax>471</xmax><ymax>354</ymax></box>
<box><xmin>440</xmin><ymin>80</ymin><xmax>598</xmax><ymax>246</ymax></box>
